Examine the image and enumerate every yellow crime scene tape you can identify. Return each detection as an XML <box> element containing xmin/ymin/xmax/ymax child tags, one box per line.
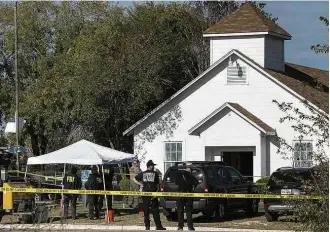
<box><xmin>0</xmin><ymin>187</ymin><xmax>323</xmax><ymax>200</ymax></box>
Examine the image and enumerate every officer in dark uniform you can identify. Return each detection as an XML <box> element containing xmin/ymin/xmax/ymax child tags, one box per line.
<box><xmin>99</xmin><ymin>165</ymin><xmax>114</xmax><ymax>211</ymax></box>
<box><xmin>85</xmin><ymin>165</ymin><xmax>103</xmax><ymax>219</ymax></box>
<box><xmin>175</xmin><ymin>165</ymin><xmax>199</xmax><ymax>231</ymax></box>
<box><xmin>133</xmin><ymin>160</ymin><xmax>166</xmax><ymax>231</ymax></box>
<box><xmin>62</xmin><ymin>166</ymin><xmax>82</xmax><ymax>220</ymax></box>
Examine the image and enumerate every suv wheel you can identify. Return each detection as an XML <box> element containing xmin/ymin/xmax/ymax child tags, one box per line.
<box><xmin>246</xmin><ymin>199</ymin><xmax>259</xmax><ymax>217</ymax></box>
<box><xmin>218</xmin><ymin>203</ymin><xmax>226</xmax><ymax>220</ymax></box>
<box><xmin>205</xmin><ymin>202</ymin><xmax>226</xmax><ymax>221</ymax></box>
<box><xmin>265</xmin><ymin>212</ymin><xmax>279</xmax><ymax>222</ymax></box>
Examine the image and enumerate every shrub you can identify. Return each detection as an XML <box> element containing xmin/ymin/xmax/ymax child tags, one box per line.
<box><xmin>119</xmin><ymin>179</ymin><xmax>131</xmax><ymax>191</ymax></box>
<box><xmin>118</xmin><ymin>179</ymin><xmax>131</xmax><ymax>203</ymax></box>
<box><xmin>256</xmin><ymin>177</ymin><xmax>269</xmax><ymax>194</ymax></box>
<box><xmin>273</xmin><ymin>99</ymin><xmax>329</xmax><ymax>232</ymax></box>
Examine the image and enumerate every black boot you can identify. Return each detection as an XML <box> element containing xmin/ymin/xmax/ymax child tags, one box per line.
<box><xmin>156</xmin><ymin>226</ymin><xmax>166</xmax><ymax>230</ymax></box>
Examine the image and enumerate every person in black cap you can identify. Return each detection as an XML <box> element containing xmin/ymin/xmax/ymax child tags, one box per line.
<box><xmin>85</xmin><ymin>165</ymin><xmax>103</xmax><ymax>219</ymax></box>
<box><xmin>175</xmin><ymin>165</ymin><xmax>199</xmax><ymax>231</ymax></box>
<box><xmin>133</xmin><ymin>160</ymin><xmax>166</xmax><ymax>230</ymax></box>
<box><xmin>62</xmin><ymin>166</ymin><xmax>82</xmax><ymax>220</ymax></box>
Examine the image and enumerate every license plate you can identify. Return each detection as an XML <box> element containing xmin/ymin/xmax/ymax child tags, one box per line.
<box><xmin>281</xmin><ymin>189</ymin><xmax>292</xmax><ymax>194</ymax></box>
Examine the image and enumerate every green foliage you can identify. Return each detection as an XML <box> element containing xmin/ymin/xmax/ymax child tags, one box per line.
<box><xmin>291</xmin><ymin>163</ymin><xmax>328</xmax><ymax>232</ymax></box>
<box><xmin>0</xmin><ymin>1</ymin><xmax>277</xmax><ymax>158</ymax></box>
<box><xmin>0</xmin><ymin>131</ymin><xmax>8</xmax><ymax>147</ymax></box>
<box><xmin>119</xmin><ymin>179</ymin><xmax>131</xmax><ymax>191</ymax></box>
<box><xmin>274</xmin><ymin>82</ymin><xmax>329</xmax><ymax>231</ymax></box>
<box><xmin>273</xmin><ymin>19</ymin><xmax>329</xmax><ymax>228</ymax></box>
<box><xmin>256</xmin><ymin>177</ymin><xmax>269</xmax><ymax>194</ymax></box>
<box><xmin>311</xmin><ymin>16</ymin><xmax>329</xmax><ymax>54</ymax></box>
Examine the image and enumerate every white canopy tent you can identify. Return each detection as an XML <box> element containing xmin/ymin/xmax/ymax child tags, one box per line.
<box><xmin>26</xmin><ymin>139</ymin><xmax>135</xmax><ymax>219</ymax></box>
<box><xmin>27</xmin><ymin>139</ymin><xmax>135</xmax><ymax>165</ymax></box>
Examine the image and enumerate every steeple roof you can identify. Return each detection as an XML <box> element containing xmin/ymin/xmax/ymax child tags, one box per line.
<box><xmin>204</xmin><ymin>3</ymin><xmax>291</xmax><ymax>39</ymax></box>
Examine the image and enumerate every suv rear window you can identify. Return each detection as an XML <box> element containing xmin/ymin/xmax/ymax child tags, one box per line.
<box><xmin>269</xmin><ymin>170</ymin><xmax>312</xmax><ymax>185</ymax></box>
<box><xmin>165</xmin><ymin>169</ymin><xmax>180</xmax><ymax>183</ymax></box>
<box><xmin>165</xmin><ymin>168</ymin><xmax>203</xmax><ymax>183</ymax></box>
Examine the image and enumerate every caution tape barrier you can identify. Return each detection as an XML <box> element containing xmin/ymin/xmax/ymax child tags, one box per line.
<box><xmin>0</xmin><ymin>187</ymin><xmax>323</xmax><ymax>200</ymax></box>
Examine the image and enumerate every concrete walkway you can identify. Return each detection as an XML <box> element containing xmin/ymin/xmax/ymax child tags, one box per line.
<box><xmin>0</xmin><ymin>224</ymin><xmax>294</xmax><ymax>232</ymax></box>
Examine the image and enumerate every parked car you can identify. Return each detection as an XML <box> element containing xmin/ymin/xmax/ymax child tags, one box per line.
<box><xmin>264</xmin><ymin>166</ymin><xmax>314</xmax><ymax>222</ymax></box>
<box><xmin>160</xmin><ymin>161</ymin><xmax>260</xmax><ymax>221</ymax></box>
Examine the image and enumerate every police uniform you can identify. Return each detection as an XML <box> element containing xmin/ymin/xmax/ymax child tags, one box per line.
<box><xmin>85</xmin><ymin>166</ymin><xmax>103</xmax><ymax>219</ymax></box>
<box><xmin>134</xmin><ymin>160</ymin><xmax>165</xmax><ymax>231</ymax></box>
<box><xmin>99</xmin><ymin>165</ymin><xmax>114</xmax><ymax>210</ymax></box>
<box><xmin>175</xmin><ymin>168</ymin><xmax>199</xmax><ymax>231</ymax></box>
<box><xmin>62</xmin><ymin>167</ymin><xmax>82</xmax><ymax>219</ymax></box>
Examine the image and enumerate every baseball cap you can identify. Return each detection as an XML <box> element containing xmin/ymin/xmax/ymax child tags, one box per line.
<box><xmin>146</xmin><ymin>160</ymin><xmax>156</xmax><ymax>167</ymax></box>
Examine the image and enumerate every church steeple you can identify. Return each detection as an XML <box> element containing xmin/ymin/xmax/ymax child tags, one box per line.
<box><xmin>204</xmin><ymin>3</ymin><xmax>291</xmax><ymax>72</ymax></box>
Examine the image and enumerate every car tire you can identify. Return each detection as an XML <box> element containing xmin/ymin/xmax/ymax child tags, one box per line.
<box><xmin>246</xmin><ymin>199</ymin><xmax>259</xmax><ymax>217</ymax></box>
<box><xmin>265</xmin><ymin>212</ymin><xmax>279</xmax><ymax>222</ymax></box>
<box><xmin>206</xmin><ymin>201</ymin><xmax>226</xmax><ymax>222</ymax></box>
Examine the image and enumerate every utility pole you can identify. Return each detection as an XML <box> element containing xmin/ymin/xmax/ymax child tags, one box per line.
<box><xmin>14</xmin><ymin>1</ymin><xmax>19</xmax><ymax>176</ymax></box>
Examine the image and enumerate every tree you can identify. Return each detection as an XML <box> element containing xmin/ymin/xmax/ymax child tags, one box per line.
<box><xmin>311</xmin><ymin>16</ymin><xmax>329</xmax><ymax>54</ymax></box>
<box><xmin>273</xmin><ymin>16</ymin><xmax>329</xmax><ymax>232</ymax></box>
<box><xmin>0</xmin><ymin>1</ymin><xmax>277</xmax><ymax>159</ymax></box>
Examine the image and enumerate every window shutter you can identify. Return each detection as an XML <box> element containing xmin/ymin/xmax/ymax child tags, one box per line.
<box><xmin>227</xmin><ymin>66</ymin><xmax>247</xmax><ymax>84</ymax></box>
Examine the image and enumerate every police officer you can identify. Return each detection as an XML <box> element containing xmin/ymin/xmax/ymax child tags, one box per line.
<box><xmin>175</xmin><ymin>165</ymin><xmax>199</xmax><ymax>231</ymax></box>
<box><xmin>133</xmin><ymin>160</ymin><xmax>166</xmax><ymax>231</ymax></box>
<box><xmin>85</xmin><ymin>165</ymin><xmax>103</xmax><ymax>219</ymax></box>
<box><xmin>62</xmin><ymin>166</ymin><xmax>82</xmax><ymax>220</ymax></box>
<box><xmin>128</xmin><ymin>159</ymin><xmax>142</xmax><ymax>208</ymax></box>
<box><xmin>99</xmin><ymin>165</ymin><xmax>114</xmax><ymax>211</ymax></box>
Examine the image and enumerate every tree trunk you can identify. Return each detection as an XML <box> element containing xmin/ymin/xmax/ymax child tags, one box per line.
<box><xmin>39</xmin><ymin>134</ymin><xmax>48</xmax><ymax>155</ymax></box>
<box><xmin>26</xmin><ymin>124</ymin><xmax>40</xmax><ymax>156</ymax></box>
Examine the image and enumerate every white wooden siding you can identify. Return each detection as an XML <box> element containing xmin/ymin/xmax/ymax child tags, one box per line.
<box><xmin>133</xmin><ymin>57</ymin><xmax>319</xmax><ymax>177</ymax></box>
<box><xmin>227</xmin><ymin>66</ymin><xmax>247</xmax><ymax>84</ymax></box>
<box><xmin>211</xmin><ymin>35</ymin><xmax>265</xmax><ymax>66</ymax></box>
<box><xmin>264</xmin><ymin>35</ymin><xmax>285</xmax><ymax>71</ymax></box>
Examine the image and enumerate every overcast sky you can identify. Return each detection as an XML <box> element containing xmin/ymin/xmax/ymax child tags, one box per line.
<box><xmin>118</xmin><ymin>1</ymin><xmax>329</xmax><ymax>70</ymax></box>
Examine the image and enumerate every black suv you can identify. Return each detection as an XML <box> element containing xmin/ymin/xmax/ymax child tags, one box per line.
<box><xmin>160</xmin><ymin>161</ymin><xmax>260</xmax><ymax>221</ymax></box>
<box><xmin>264</xmin><ymin>167</ymin><xmax>314</xmax><ymax>222</ymax></box>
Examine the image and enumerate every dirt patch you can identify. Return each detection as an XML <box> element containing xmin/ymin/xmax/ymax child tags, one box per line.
<box><xmin>1</xmin><ymin>203</ymin><xmax>303</xmax><ymax>231</ymax></box>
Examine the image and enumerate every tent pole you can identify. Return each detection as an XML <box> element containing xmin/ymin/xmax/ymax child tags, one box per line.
<box><xmin>101</xmin><ymin>165</ymin><xmax>109</xmax><ymax>223</ymax></box>
<box><xmin>61</xmin><ymin>164</ymin><xmax>66</xmax><ymax>214</ymax></box>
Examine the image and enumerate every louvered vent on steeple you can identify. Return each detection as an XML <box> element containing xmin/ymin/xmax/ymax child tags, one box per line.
<box><xmin>227</xmin><ymin>57</ymin><xmax>247</xmax><ymax>85</ymax></box>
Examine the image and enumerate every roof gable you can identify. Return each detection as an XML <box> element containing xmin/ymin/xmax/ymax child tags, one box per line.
<box><xmin>204</xmin><ymin>3</ymin><xmax>291</xmax><ymax>39</ymax></box>
<box><xmin>123</xmin><ymin>49</ymin><xmax>328</xmax><ymax>136</ymax></box>
<box><xmin>189</xmin><ymin>102</ymin><xmax>276</xmax><ymax>136</ymax></box>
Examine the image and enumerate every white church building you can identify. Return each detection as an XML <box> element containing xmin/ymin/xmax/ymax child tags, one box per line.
<box><xmin>123</xmin><ymin>3</ymin><xmax>329</xmax><ymax>180</ymax></box>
